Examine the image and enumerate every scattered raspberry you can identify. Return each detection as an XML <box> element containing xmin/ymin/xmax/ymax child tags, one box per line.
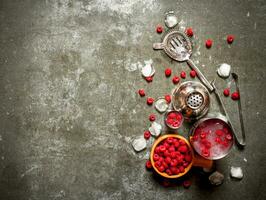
<box><xmin>146</xmin><ymin>97</ymin><xmax>154</xmax><ymax>105</ymax></box>
<box><xmin>183</xmin><ymin>180</ymin><xmax>192</xmax><ymax>188</ymax></box>
<box><xmin>226</xmin><ymin>134</ymin><xmax>232</xmax><ymax>141</ymax></box>
<box><xmin>149</xmin><ymin>114</ymin><xmax>156</xmax><ymax>122</ymax></box>
<box><xmin>145</xmin><ymin>160</ymin><xmax>153</xmax><ymax>169</ymax></box>
<box><xmin>190</xmin><ymin>70</ymin><xmax>197</xmax><ymax>78</ymax></box>
<box><xmin>231</xmin><ymin>91</ymin><xmax>240</xmax><ymax>100</ymax></box>
<box><xmin>180</xmin><ymin>71</ymin><xmax>186</xmax><ymax>79</ymax></box>
<box><xmin>223</xmin><ymin>88</ymin><xmax>230</xmax><ymax>97</ymax></box>
<box><xmin>165</xmin><ymin>94</ymin><xmax>171</xmax><ymax>104</ymax></box>
<box><xmin>186</xmin><ymin>28</ymin><xmax>193</xmax><ymax>37</ymax></box>
<box><xmin>138</xmin><ymin>89</ymin><xmax>145</xmax><ymax>97</ymax></box>
<box><xmin>145</xmin><ymin>76</ymin><xmax>153</xmax><ymax>83</ymax></box>
<box><xmin>165</xmin><ymin>68</ymin><xmax>172</xmax><ymax>77</ymax></box>
<box><xmin>227</xmin><ymin>35</ymin><xmax>234</xmax><ymax>44</ymax></box>
<box><xmin>156</xmin><ymin>25</ymin><xmax>163</xmax><ymax>34</ymax></box>
<box><xmin>172</xmin><ymin>76</ymin><xmax>180</xmax><ymax>84</ymax></box>
<box><xmin>144</xmin><ymin>131</ymin><xmax>151</xmax><ymax>140</ymax></box>
<box><xmin>205</xmin><ymin>39</ymin><xmax>213</xmax><ymax>48</ymax></box>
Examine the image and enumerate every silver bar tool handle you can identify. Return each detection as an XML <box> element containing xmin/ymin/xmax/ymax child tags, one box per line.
<box><xmin>153</xmin><ymin>43</ymin><xmax>164</xmax><ymax>50</ymax></box>
<box><xmin>187</xmin><ymin>59</ymin><xmax>214</xmax><ymax>92</ymax></box>
<box><xmin>211</xmin><ymin>79</ymin><xmax>246</xmax><ymax>147</ymax></box>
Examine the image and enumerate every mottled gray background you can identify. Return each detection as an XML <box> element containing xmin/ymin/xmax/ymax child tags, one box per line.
<box><xmin>0</xmin><ymin>0</ymin><xmax>266</xmax><ymax>199</ymax></box>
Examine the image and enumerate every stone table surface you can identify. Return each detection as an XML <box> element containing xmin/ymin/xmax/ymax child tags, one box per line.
<box><xmin>0</xmin><ymin>0</ymin><xmax>266</xmax><ymax>199</ymax></box>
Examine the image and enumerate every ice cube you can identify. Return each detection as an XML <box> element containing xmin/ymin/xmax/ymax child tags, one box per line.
<box><xmin>132</xmin><ymin>136</ymin><xmax>147</xmax><ymax>152</ymax></box>
<box><xmin>149</xmin><ymin>122</ymin><xmax>162</xmax><ymax>137</ymax></box>
<box><xmin>154</xmin><ymin>98</ymin><xmax>169</xmax><ymax>113</ymax></box>
<box><xmin>217</xmin><ymin>63</ymin><xmax>231</xmax><ymax>78</ymax></box>
<box><xmin>230</xmin><ymin>166</ymin><xmax>243</xmax><ymax>179</ymax></box>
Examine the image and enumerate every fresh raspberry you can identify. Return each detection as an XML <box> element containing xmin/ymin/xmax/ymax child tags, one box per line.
<box><xmin>215</xmin><ymin>137</ymin><xmax>222</xmax><ymax>143</ymax></box>
<box><xmin>165</xmin><ymin>157</ymin><xmax>172</xmax><ymax>164</ymax></box>
<box><xmin>144</xmin><ymin>131</ymin><xmax>151</xmax><ymax>140</ymax></box>
<box><xmin>146</xmin><ymin>97</ymin><xmax>154</xmax><ymax>105</ymax></box>
<box><xmin>158</xmin><ymin>165</ymin><xmax>165</xmax><ymax>172</ymax></box>
<box><xmin>159</xmin><ymin>145</ymin><xmax>166</xmax><ymax>152</ymax></box>
<box><xmin>185</xmin><ymin>154</ymin><xmax>192</xmax><ymax>162</ymax></box>
<box><xmin>163</xmin><ymin>142</ymin><xmax>170</xmax><ymax>149</ymax></box>
<box><xmin>200</xmin><ymin>132</ymin><xmax>207</xmax><ymax>139</ymax></box>
<box><xmin>169</xmin><ymin>146</ymin><xmax>175</xmax><ymax>153</ymax></box>
<box><xmin>205</xmin><ymin>39</ymin><xmax>213</xmax><ymax>48</ymax></box>
<box><xmin>186</xmin><ymin>28</ymin><xmax>193</xmax><ymax>37</ymax></box>
<box><xmin>172</xmin><ymin>76</ymin><xmax>180</xmax><ymax>84</ymax></box>
<box><xmin>173</xmin><ymin>142</ymin><xmax>179</xmax><ymax>149</ymax></box>
<box><xmin>215</xmin><ymin>129</ymin><xmax>224</xmax><ymax>136</ymax></box>
<box><xmin>231</xmin><ymin>91</ymin><xmax>240</xmax><ymax>100</ymax></box>
<box><xmin>223</xmin><ymin>88</ymin><xmax>230</xmax><ymax>97</ymax></box>
<box><xmin>164</xmin><ymin>95</ymin><xmax>171</xmax><ymax>104</ymax></box>
<box><xmin>138</xmin><ymin>89</ymin><xmax>145</xmax><ymax>97</ymax></box>
<box><xmin>190</xmin><ymin>70</ymin><xmax>197</xmax><ymax>78</ymax></box>
<box><xmin>227</xmin><ymin>35</ymin><xmax>234</xmax><ymax>44</ymax></box>
<box><xmin>178</xmin><ymin>145</ymin><xmax>188</xmax><ymax>153</ymax></box>
<box><xmin>155</xmin><ymin>161</ymin><xmax>161</xmax><ymax>168</ymax></box>
<box><xmin>164</xmin><ymin>150</ymin><xmax>170</xmax><ymax>157</ymax></box>
<box><xmin>172</xmin><ymin>121</ymin><xmax>180</xmax><ymax>127</ymax></box>
<box><xmin>149</xmin><ymin>114</ymin><xmax>156</xmax><ymax>121</ymax></box>
<box><xmin>179</xmin><ymin>140</ymin><xmax>186</xmax><ymax>146</ymax></box>
<box><xmin>158</xmin><ymin>157</ymin><xmax>164</xmax><ymax>163</ymax></box>
<box><xmin>183</xmin><ymin>180</ymin><xmax>192</xmax><ymax>188</ymax></box>
<box><xmin>162</xmin><ymin>161</ymin><xmax>168</xmax><ymax>169</ymax></box>
<box><xmin>170</xmin><ymin>152</ymin><xmax>176</xmax><ymax>159</ymax></box>
<box><xmin>205</xmin><ymin>141</ymin><xmax>212</xmax><ymax>149</ymax></box>
<box><xmin>153</xmin><ymin>153</ymin><xmax>160</xmax><ymax>161</ymax></box>
<box><xmin>192</xmin><ymin>135</ymin><xmax>198</xmax><ymax>142</ymax></box>
<box><xmin>180</xmin><ymin>71</ymin><xmax>186</xmax><ymax>79</ymax></box>
<box><xmin>179</xmin><ymin>166</ymin><xmax>185</xmax><ymax>173</ymax></box>
<box><xmin>156</xmin><ymin>25</ymin><xmax>163</xmax><ymax>34</ymax></box>
<box><xmin>165</xmin><ymin>68</ymin><xmax>172</xmax><ymax>77</ymax></box>
<box><xmin>225</xmin><ymin>134</ymin><xmax>232</xmax><ymax>140</ymax></box>
<box><xmin>168</xmin><ymin>112</ymin><xmax>176</xmax><ymax>119</ymax></box>
<box><xmin>170</xmin><ymin>167</ymin><xmax>177</xmax><ymax>174</ymax></box>
<box><xmin>222</xmin><ymin>141</ymin><xmax>229</xmax><ymax>147</ymax></box>
<box><xmin>145</xmin><ymin>76</ymin><xmax>153</xmax><ymax>83</ymax></box>
<box><xmin>202</xmin><ymin>148</ymin><xmax>210</xmax><ymax>157</ymax></box>
<box><xmin>145</xmin><ymin>160</ymin><xmax>153</xmax><ymax>169</ymax></box>
<box><xmin>170</xmin><ymin>159</ymin><xmax>178</xmax><ymax>167</ymax></box>
<box><xmin>155</xmin><ymin>147</ymin><xmax>160</xmax><ymax>154</ymax></box>
<box><xmin>166</xmin><ymin>137</ymin><xmax>174</xmax><ymax>144</ymax></box>
<box><xmin>166</xmin><ymin>169</ymin><xmax>172</xmax><ymax>176</ymax></box>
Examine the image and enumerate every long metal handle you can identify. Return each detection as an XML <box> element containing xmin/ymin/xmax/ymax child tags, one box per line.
<box><xmin>153</xmin><ymin>43</ymin><xmax>164</xmax><ymax>50</ymax></box>
<box><xmin>211</xmin><ymin>78</ymin><xmax>246</xmax><ymax>148</ymax></box>
<box><xmin>187</xmin><ymin>59</ymin><xmax>214</xmax><ymax>92</ymax></box>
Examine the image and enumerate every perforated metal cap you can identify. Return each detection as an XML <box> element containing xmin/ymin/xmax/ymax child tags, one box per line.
<box><xmin>172</xmin><ymin>81</ymin><xmax>210</xmax><ymax>121</ymax></box>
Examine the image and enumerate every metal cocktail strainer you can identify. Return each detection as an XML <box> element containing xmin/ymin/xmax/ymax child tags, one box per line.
<box><xmin>153</xmin><ymin>29</ymin><xmax>214</xmax><ymax>92</ymax></box>
<box><xmin>173</xmin><ymin>81</ymin><xmax>210</xmax><ymax>121</ymax></box>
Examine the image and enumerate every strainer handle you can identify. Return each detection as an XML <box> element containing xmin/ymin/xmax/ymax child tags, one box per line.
<box><xmin>153</xmin><ymin>43</ymin><xmax>164</xmax><ymax>50</ymax></box>
<box><xmin>187</xmin><ymin>59</ymin><xmax>214</xmax><ymax>92</ymax></box>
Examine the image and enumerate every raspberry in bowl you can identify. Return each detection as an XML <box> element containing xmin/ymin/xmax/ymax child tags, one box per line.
<box><xmin>165</xmin><ymin>110</ymin><xmax>183</xmax><ymax>130</ymax></box>
<box><xmin>190</xmin><ymin>117</ymin><xmax>234</xmax><ymax>160</ymax></box>
<box><xmin>150</xmin><ymin>135</ymin><xmax>194</xmax><ymax>178</ymax></box>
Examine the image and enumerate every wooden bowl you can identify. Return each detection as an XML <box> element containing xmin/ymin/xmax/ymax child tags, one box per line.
<box><xmin>150</xmin><ymin>134</ymin><xmax>194</xmax><ymax>179</ymax></box>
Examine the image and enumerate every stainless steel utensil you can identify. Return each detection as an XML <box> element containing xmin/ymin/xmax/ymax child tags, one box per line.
<box><xmin>172</xmin><ymin>81</ymin><xmax>210</xmax><ymax>121</ymax></box>
<box><xmin>211</xmin><ymin>73</ymin><xmax>246</xmax><ymax>147</ymax></box>
<box><xmin>153</xmin><ymin>29</ymin><xmax>214</xmax><ymax>92</ymax></box>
